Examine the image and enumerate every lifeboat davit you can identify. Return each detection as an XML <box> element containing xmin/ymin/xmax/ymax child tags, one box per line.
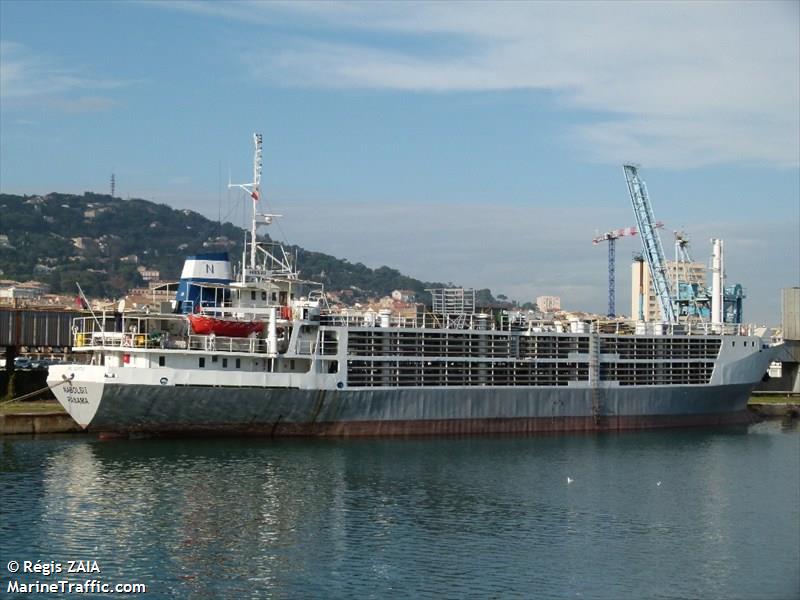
<box><xmin>188</xmin><ymin>313</ymin><xmax>264</xmax><ymax>337</ymax></box>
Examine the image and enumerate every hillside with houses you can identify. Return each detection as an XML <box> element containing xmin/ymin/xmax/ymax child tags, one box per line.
<box><xmin>0</xmin><ymin>192</ymin><xmax>517</xmax><ymax>310</ymax></box>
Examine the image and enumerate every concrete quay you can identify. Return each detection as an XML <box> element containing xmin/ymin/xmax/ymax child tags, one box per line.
<box><xmin>0</xmin><ymin>411</ymin><xmax>84</xmax><ymax>435</ymax></box>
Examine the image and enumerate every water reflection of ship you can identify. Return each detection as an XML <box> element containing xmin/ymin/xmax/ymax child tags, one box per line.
<box><xmin>35</xmin><ymin>430</ymin><xmax>784</xmax><ymax>595</ymax></box>
<box><xmin>40</xmin><ymin>440</ymin><xmax>347</xmax><ymax>595</ymax></box>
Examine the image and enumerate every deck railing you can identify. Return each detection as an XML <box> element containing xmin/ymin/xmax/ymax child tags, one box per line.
<box><xmin>321</xmin><ymin>311</ymin><xmax>754</xmax><ymax>336</ymax></box>
<box><xmin>68</xmin><ymin>310</ymin><xmax>758</xmax><ymax>357</ymax></box>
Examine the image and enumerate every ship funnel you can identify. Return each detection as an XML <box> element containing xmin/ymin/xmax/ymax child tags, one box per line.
<box><xmin>174</xmin><ymin>252</ymin><xmax>233</xmax><ymax>314</ymax></box>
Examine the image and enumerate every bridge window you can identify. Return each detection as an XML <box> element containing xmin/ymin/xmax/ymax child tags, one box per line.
<box><xmin>158</xmin><ymin>356</ymin><xmax>165</xmax><ymax>367</ymax></box>
<box><xmin>262</xmin><ymin>292</ymin><xmax>267</xmax><ymax>301</ymax></box>
<box><xmin>251</xmin><ymin>291</ymin><xmax>256</xmax><ymax>300</ymax></box>
<box><xmin>199</xmin><ymin>357</ymin><xmax>205</xmax><ymax>368</ymax></box>
<box><xmin>235</xmin><ymin>358</ymin><xmax>241</xmax><ymax>369</ymax></box>
<box><xmin>222</xmin><ymin>358</ymin><xmax>228</xmax><ymax>368</ymax></box>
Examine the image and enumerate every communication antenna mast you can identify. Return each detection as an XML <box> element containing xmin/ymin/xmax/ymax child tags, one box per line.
<box><xmin>110</xmin><ymin>172</ymin><xmax>116</xmax><ymax>197</ymax></box>
<box><xmin>227</xmin><ymin>133</ymin><xmax>292</xmax><ymax>281</ymax></box>
<box><xmin>229</xmin><ymin>133</ymin><xmax>264</xmax><ymax>270</ymax></box>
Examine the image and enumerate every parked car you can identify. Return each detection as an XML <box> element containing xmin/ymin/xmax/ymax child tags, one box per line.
<box><xmin>42</xmin><ymin>358</ymin><xmax>64</xmax><ymax>370</ymax></box>
<box><xmin>13</xmin><ymin>357</ymin><xmax>32</xmax><ymax>370</ymax></box>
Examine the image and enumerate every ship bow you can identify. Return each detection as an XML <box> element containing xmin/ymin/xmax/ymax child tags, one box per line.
<box><xmin>47</xmin><ymin>365</ymin><xmax>105</xmax><ymax>429</ymax></box>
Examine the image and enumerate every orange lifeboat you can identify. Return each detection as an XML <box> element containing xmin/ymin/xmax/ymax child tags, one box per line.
<box><xmin>188</xmin><ymin>313</ymin><xmax>264</xmax><ymax>337</ymax></box>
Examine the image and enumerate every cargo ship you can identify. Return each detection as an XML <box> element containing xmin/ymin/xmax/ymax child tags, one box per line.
<box><xmin>47</xmin><ymin>135</ymin><xmax>777</xmax><ymax>436</ymax></box>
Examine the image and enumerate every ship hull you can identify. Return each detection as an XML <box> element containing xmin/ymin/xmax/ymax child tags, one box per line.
<box><xmin>81</xmin><ymin>383</ymin><xmax>755</xmax><ymax>436</ymax></box>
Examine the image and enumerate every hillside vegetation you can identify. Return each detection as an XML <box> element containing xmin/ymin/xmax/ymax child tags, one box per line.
<box><xmin>0</xmin><ymin>192</ymin><xmax>483</xmax><ymax>303</ymax></box>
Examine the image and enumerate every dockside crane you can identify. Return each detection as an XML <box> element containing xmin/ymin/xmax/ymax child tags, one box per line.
<box><xmin>592</xmin><ymin>222</ymin><xmax>663</xmax><ymax>318</ymax></box>
<box><xmin>623</xmin><ymin>165</ymin><xmax>676</xmax><ymax>323</ymax></box>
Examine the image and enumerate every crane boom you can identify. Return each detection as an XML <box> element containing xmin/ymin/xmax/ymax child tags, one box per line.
<box><xmin>592</xmin><ymin>221</ymin><xmax>663</xmax><ymax>318</ymax></box>
<box><xmin>623</xmin><ymin>165</ymin><xmax>676</xmax><ymax>322</ymax></box>
<box><xmin>592</xmin><ymin>226</ymin><xmax>638</xmax><ymax>245</ymax></box>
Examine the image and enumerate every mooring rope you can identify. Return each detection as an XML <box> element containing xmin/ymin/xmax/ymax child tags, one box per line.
<box><xmin>0</xmin><ymin>375</ymin><xmax>75</xmax><ymax>406</ymax></box>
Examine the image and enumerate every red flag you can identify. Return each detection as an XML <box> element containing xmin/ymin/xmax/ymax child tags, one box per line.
<box><xmin>251</xmin><ymin>190</ymin><xmax>260</xmax><ymax>201</ymax></box>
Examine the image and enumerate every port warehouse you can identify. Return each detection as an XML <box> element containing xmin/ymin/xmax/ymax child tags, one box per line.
<box><xmin>0</xmin><ymin>307</ymin><xmax>85</xmax><ymax>398</ymax></box>
<box><xmin>0</xmin><ymin>308</ymin><xmax>83</xmax><ymax>350</ymax></box>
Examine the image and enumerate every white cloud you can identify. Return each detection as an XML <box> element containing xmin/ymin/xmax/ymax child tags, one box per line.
<box><xmin>170</xmin><ymin>1</ymin><xmax>800</xmax><ymax>168</ymax></box>
<box><xmin>0</xmin><ymin>41</ymin><xmax>131</xmax><ymax>109</ymax></box>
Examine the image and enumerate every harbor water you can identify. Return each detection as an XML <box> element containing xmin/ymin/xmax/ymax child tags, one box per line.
<box><xmin>1</xmin><ymin>421</ymin><xmax>798</xmax><ymax>599</ymax></box>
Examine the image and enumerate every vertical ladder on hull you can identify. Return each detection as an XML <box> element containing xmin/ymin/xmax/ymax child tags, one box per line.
<box><xmin>588</xmin><ymin>328</ymin><xmax>603</xmax><ymax>426</ymax></box>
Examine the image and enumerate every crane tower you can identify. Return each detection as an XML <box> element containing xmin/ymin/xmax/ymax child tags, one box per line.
<box><xmin>593</xmin><ymin>222</ymin><xmax>663</xmax><ymax>318</ymax></box>
<box><xmin>623</xmin><ymin>165</ymin><xmax>676</xmax><ymax>322</ymax></box>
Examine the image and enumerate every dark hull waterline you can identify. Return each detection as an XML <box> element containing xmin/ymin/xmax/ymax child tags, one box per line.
<box><xmin>86</xmin><ymin>382</ymin><xmax>755</xmax><ymax>437</ymax></box>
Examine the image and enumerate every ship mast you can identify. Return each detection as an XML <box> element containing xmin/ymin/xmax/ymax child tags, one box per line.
<box><xmin>250</xmin><ymin>133</ymin><xmax>262</xmax><ymax>270</ymax></box>
<box><xmin>228</xmin><ymin>133</ymin><xmax>294</xmax><ymax>282</ymax></box>
<box><xmin>229</xmin><ymin>133</ymin><xmax>263</xmax><ymax>271</ymax></box>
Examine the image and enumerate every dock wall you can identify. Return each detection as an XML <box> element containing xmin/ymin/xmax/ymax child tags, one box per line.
<box><xmin>0</xmin><ymin>412</ymin><xmax>84</xmax><ymax>435</ymax></box>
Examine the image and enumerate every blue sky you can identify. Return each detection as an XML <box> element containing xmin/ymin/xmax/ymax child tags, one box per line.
<box><xmin>1</xmin><ymin>0</ymin><xmax>798</xmax><ymax>324</ymax></box>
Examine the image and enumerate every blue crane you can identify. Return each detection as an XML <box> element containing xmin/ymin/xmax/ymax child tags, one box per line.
<box><xmin>623</xmin><ymin>165</ymin><xmax>676</xmax><ymax>323</ymax></box>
